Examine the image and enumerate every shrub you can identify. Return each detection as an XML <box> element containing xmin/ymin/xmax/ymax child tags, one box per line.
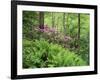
<box><xmin>29</xmin><ymin>26</ymin><xmax>72</xmax><ymax>48</ymax></box>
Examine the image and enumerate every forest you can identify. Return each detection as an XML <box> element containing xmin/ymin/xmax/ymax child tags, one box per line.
<box><xmin>22</xmin><ymin>11</ymin><xmax>90</xmax><ymax>68</ymax></box>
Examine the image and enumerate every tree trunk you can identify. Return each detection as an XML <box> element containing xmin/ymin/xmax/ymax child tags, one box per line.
<box><xmin>67</xmin><ymin>13</ymin><xmax>69</xmax><ymax>35</ymax></box>
<box><xmin>63</xmin><ymin>13</ymin><xmax>66</xmax><ymax>34</ymax></box>
<box><xmin>77</xmin><ymin>13</ymin><xmax>80</xmax><ymax>52</ymax></box>
<box><xmin>57</xmin><ymin>17</ymin><xmax>59</xmax><ymax>32</ymax></box>
<box><xmin>78</xmin><ymin>13</ymin><xmax>80</xmax><ymax>40</ymax></box>
<box><xmin>52</xmin><ymin>12</ymin><xmax>55</xmax><ymax>27</ymax></box>
<box><xmin>39</xmin><ymin>12</ymin><xmax>44</xmax><ymax>29</ymax></box>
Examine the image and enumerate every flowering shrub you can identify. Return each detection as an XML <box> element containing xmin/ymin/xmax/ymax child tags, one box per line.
<box><xmin>33</xmin><ymin>25</ymin><xmax>72</xmax><ymax>48</ymax></box>
<box><xmin>35</xmin><ymin>25</ymin><xmax>57</xmax><ymax>33</ymax></box>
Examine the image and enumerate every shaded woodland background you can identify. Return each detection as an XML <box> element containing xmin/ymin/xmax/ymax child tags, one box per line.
<box><xmin>22</xmin><ymin>11</ymin><xmax>90</xmax><ymax>68</ymax></box>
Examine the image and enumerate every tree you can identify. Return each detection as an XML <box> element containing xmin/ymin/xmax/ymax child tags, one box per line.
<box><xmin>39</xmin><ymin>12</ymin><xmax>44</xmax><ymax>29</ymax></box>
<box><xmin>52</xmin><ymin>12</ymin><xmax>55</xmax><ymax>27</ymax></box>
<box><xmin>77</xmin><ymin>13</ymin><xmax>80</xmax><ymax>51</ymax></box>
<box><xmin>63</xmin><ymin>13</ymin><xmax>67</xmax><ymax>34</ymax></box>
<box><xmin>57</xmin><ymin>16</ymin><xmax>60</xmax><ymax>32</ymax></box>
<box><xmin>78</xmin><ymin>13</ymin><xmax>80</xmax><ymax>40</ymax></box>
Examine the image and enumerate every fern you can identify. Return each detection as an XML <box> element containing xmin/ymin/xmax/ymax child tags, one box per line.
<box><xmin>23</xmin><ymin>39</ymin><xmax>87</xmax><ymax>68</ymax></box>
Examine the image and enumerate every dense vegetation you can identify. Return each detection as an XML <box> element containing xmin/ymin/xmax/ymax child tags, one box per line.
<box><xmin>23</xmin><ymin>11</ymin><xmax>90</xmax><ymax>68</ymax></box>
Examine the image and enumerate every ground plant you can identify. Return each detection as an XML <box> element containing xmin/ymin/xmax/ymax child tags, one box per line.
<box><xmin>23</xmin><ymin>11</ymin><xmax>90</xmax><ymax>68</ymax></box>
